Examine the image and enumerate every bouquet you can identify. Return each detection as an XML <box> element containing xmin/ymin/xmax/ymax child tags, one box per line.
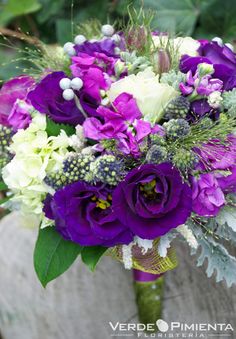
<box><xmin>1</xmin><ymin>10</ymin><xmax>236</xmax><ymax>331</ymax></box>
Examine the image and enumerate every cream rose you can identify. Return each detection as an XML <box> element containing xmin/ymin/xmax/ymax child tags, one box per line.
<box><xmin>108</xmin><ymin>69</ymin><xmax>178</xmax><ymax>123</ymax></box>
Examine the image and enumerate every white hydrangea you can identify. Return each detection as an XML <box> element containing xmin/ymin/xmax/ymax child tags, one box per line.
<box><xmin>2</xmin><ymin>114</ymin><xmax>71</xmax><ymax>222</ymax></box>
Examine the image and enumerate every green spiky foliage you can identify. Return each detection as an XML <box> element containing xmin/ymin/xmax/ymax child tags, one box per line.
<box><xmin>75</xmin><ymin>19</ymin><xmax>102</xmax><ymax>40</ymax></box>
<box><xmin>123</xmin><ymin>7</ymin><xmax>155</xmax><ymax>56</ymax></box>
<box><xmin>119</xmin><ymin>51</ymin><xmax>152</xmax><ymax>75</ymax></box>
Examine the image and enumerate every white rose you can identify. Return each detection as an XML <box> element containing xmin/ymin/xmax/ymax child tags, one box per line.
<box><xmin>108</xmin><ymin>69</ymin><xmax>178</xmax><ymax>123</ymax></box>
<box><xmin>152</xmin><ymin>36</ymin><xmax>200</xmax><ymax>57</ymax></box>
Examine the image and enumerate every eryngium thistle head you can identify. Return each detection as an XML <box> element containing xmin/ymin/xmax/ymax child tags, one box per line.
<box><xmin>164</xmin><ymin>119</ymin><xmax>190</xmax><ymax>140</ymax></box>
<box><xmin>63</xmin><ymin>154</ymin><xmax>95</xmax><ymax>182</ymax></box>
<box><xmin>164</xmin><ymin>96</ymin><xmax>190</xmax><ymax>120</ymax></box>
<box><xmin>44</xmin><ymin>154</ymin><xmax>95</xmax><ymax>189</ymax></box>
<box><xmin>0</xmin><ymin>126</ymin><xmax>14</xmax><ymax>150</ymax></box>
<box><xmin>173</xmin><ymin>149</ymin><xmax>198</xmax><ymax>171</ymax></box>
<box><xmin>44</xmin><ymin>171</ymin><xmax>68</xmax><ymax>190</ymax></box>
<box><xmin>146</xmin><ymin>145</ymin><xmax>168</xmax><ymax>164</ymax></box>
<box><xmin>91</xmin><ymin>155</ymin><xmax>124</xmax><ymax>186</ymax></box>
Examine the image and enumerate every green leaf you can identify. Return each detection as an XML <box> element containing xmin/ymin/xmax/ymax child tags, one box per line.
<box><xmin>34</xmin><ymin>227</ymin><xmax>82</xmax><ymax>287</ymax></box>
<box><xmin>216</xmin><ymin>205</ymin><xmax>236</xmax><ymax>233</ymax></box>
<box><xmin>46</xmin><ymin>117</ymin><xmax>75</xmax><ymax>137</ymax></box>
<box><xmin>0</xmin><ymin>0</ymin><xmax>41</xmax><ymax>26</ymax></box>
<box><xmin>0</xmin><ymin>181</ymin><xmax>7</xmax><ymax>191</ymax></box>
<box><xmin>81</xmin><ymin>246</ymin><xmax>107</xmax><ymax>271</ymax></box>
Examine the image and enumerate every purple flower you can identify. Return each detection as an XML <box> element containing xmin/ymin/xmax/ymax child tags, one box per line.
<box><xmin>8</xmin><ymin>99</ymin><xmax>32</xmax><ymax>131</ymax></box>
<box><xmin>28</xmin><ymin>72</ymin><xmax>86</xmax><ymax>125</ymax></box>
<box><xmin>196</xmin><ymin>136</ymin><xmax>236</xmax><ymax>193</ymax></box>
<box><xmin>74</xmin><ymin>38</ymin><xmax>117</xmax><ymax>57</ymax></box>
<box><xmin>0</xmin><ymin>75</ymin><xmax>34</xmax><ymax>127</ymax></box>
<box><xmin>44</xmin><ymin>182</ymin><xmax>133</xmax><ymax>247</ymax></box>
<box><xmin>83</xmin><ymin>93</ymin><xmax>152</xmax><ymax>157</ymax></box>
<box><xmin>112</xmin><ymin>163</ymin><xmax>192</xmax><ymax>239</ymax></box>
<box><xmin>180</xmin><ymin>41</ymin><xmax>236</xmax><ymax>90</ymax></box>
<box><xmin>191</xmin><ymin>173</ymin><xmax>225</xmax><ymax>217</ymax></box>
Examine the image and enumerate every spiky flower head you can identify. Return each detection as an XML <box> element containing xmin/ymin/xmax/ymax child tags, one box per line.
<box><xmin>197</xmin><ymin>117</ymin><xmax>214</xmax><ymax>129</ymax></box>
<box><xmin>146</xmin><ymin>145</ymin><xmax>168</xmax><ymax>164</ymax></box>
<box><xmin>44</xmin><ymin>153</ymin><xmax>95</xmax><ymax>190</ymax></box>
<box><xmin>172</xmin><ymin>149</ymin><xmax>198</xmax><ymax>171</ymax></box>
<box><xmin>63</xmin><ymin>153</ymin><xmax>95</xmax><ymax>182</ymax></box>
<box><xmin>44</xmin><ymin>171</ymin><xmax>68</xmax><ymax>190</ymax></box>
<box><xmin>91</xmin><ymin>155</ymin><xmax>125</xmax><ymax>186</ymax></box>
<box><xmin>164</xmin><ymin>96</ymin><xmax>190</xmax><ymax>120</ymax></box>
<box><xmin>164</xmin><ymin>119</ymin><xmax>190</xmax><ymax>140</ymax></box>
<box><xmin>0</xmin><ymin>126</ymin><xmax>14</xmax><ymax>150</ymax></box>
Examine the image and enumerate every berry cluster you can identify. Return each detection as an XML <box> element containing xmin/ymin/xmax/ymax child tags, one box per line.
<box><xmin>164</xmin><ymin>119</ymin><xmax>190</xmax><ymax>140</ymax></box>
<box><xmin>91</xmin><ymin>155</ymin><xmax>125</xmax><ymax>186</ymax></box>
<box><xmin>164</xmin><ymin>96</ymin><xmax>190</xmax><ymax>120</ymax></box>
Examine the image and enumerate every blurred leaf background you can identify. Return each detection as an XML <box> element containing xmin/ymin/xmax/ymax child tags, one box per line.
<box><xmin>0</xmin><ymin>0</ymin><xmax>236</xmax><ymax>80</ymax></box>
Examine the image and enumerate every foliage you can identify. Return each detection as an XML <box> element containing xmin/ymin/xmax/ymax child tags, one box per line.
<box><xmin>34</xmin><ymin>226</ymin><xmax>82</xmax><ymax>287</ymax></box>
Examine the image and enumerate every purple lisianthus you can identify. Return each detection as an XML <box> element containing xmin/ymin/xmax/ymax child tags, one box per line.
<box><xmin>83</xmin><ymin>93</ymin><xmax>152</xmax><ymax>157</ymax></box>
<box><xmin>28</xmin><ymin>72</ymin><xmax>86</xmax><ymax>125</ymax></box>
<box><xmin>0</xmin><ymin>75</ymin><xmax>34</xmax><ymax>127</ymax></box>
<box><xmin>8</xmin><ymin>99</ymin><xmax>32</xmax><ymax>131</ymax></box>
<box><xmin>191</xmin><ymin>173</ymin><xmax>225</xmax><ymax>217</ymax></box>
<box><xmin>180</xmin><ymin>41</ymin><xmax>236</xmax><ymax>90</ymax></box>
<box><xmin>112</xmin><ymin>163</ymin><xmax>192</xmax><ymax>239</ymax></box>
<box><xmin>44</xmin><ymin>182</ymin><xmax>133</xmax><ymax>246</ymax></box>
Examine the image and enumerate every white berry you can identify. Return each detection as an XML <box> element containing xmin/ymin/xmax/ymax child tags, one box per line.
<box><xmin>212</xmin><ymin>37</ymin><xmax>223</xmax><ymax>46</ymax></box>
<box><xmin>225</xmin><ymin>43</ymin><xmax>234</xmax><ymax>51</ymax></box>
<box><xmin>63</xmin><ymin>89</ymin><xmax>75</xmax><ymax>101</ymax></box>
<box><xmin>71</xmin><ymin>77</ymin><xmax>83</xmax><ymax>91</ymax></box>
<box><xmin>101</xmin><ymin>24</ymin><xmax>114</xmax><ymax>37</ymax></box>
<box><xmin>74</xmin><ymin>35</ymin><xmax>86</xmax><ymax>45</ymax></box>
<box><xmin>63</xmin><ymin>42</ymin><xmax>76</xmax><ymax>56</ymax></box>
<box><xmin>59</xmin><ymin>78</ymin><xmax>71</xmax><ymax>90</ymax></box>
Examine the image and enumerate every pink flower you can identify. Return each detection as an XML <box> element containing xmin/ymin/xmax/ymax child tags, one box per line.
<box><xmin>0</xmin><ymin>75</ymin><xmax>35</xmax><ymax>127</ymax></box>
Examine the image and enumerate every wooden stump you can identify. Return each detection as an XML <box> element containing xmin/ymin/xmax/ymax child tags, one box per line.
<box><xmin>0</xmin><ymin>213</ymin><xmax>235</xmax><ymax>339</ymax></box>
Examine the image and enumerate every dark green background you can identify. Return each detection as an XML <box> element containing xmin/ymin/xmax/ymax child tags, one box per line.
<box><xmin>0</xmin><ymin>0</ymin><xmax>236</xmax><ymax>80</ymax></box>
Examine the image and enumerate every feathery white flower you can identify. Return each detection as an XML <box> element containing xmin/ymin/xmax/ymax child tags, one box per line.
<box><xmin>177</xmin><ymin>224</ymin><xmax>198</xmax><ymax>249</ymax></box>
<box><xmin>122</xmin><ymin>243</ymin><xmax>133</xmax><ymax>269</ymax></box>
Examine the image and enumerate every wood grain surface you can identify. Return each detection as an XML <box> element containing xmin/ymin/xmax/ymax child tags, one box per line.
<box><xmin>0</xmin><ymin>213</ymin><xmax>235</xmax><ymax>339</ymax></box>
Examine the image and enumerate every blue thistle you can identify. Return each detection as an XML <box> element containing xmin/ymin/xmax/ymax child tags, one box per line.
<box><xmin>164</xmin><ymin>96</ymin><xmax>190</xmax><ymax>120</ymax></box>
<box><xmin>92</xmin><ymin>155</ymin><xmax>125</xmax><ymax>185</ymax></box>
<box><xmin>0</xmin><ymin>126</ymin><xmax>14</xmax><ymax>150</ymax></box>
<box><xmin>146</xmin><ymin>145</ymin><xmax>168</xmax><ymax>164</ymax></box>
<box><xmin>164</xmin><ymin>119</ymin><xmax>190</xmax><ymax>140</ymax></box>
<box><xmin>172</xmin><ymin>149</ymin><xmax>198</xmax><ymax>171</ymax></box>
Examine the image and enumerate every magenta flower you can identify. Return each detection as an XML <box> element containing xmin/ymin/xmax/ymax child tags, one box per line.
<box><xmin>8</xmin><ymin>99</ymin><xmax>32</xmax><ymax>131</ymax></box>
<box><xmin>70</xmin><ymin>52</ymin><xmax>116</xmax><ymax>101</ymax></box>
<box><xmin>83</xmin><ymin>93</ymin><xmax>152</xmax><ymax>156</ymax></box>
<box><xmin>0</xmin><ymin>75</ymin><xmax>34</xmax><ymax>127</ymax></box>
<box><xmin>191</xmin><ymin>173</ymin><xmax>225</xmax><ymax>217</ymax></box>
